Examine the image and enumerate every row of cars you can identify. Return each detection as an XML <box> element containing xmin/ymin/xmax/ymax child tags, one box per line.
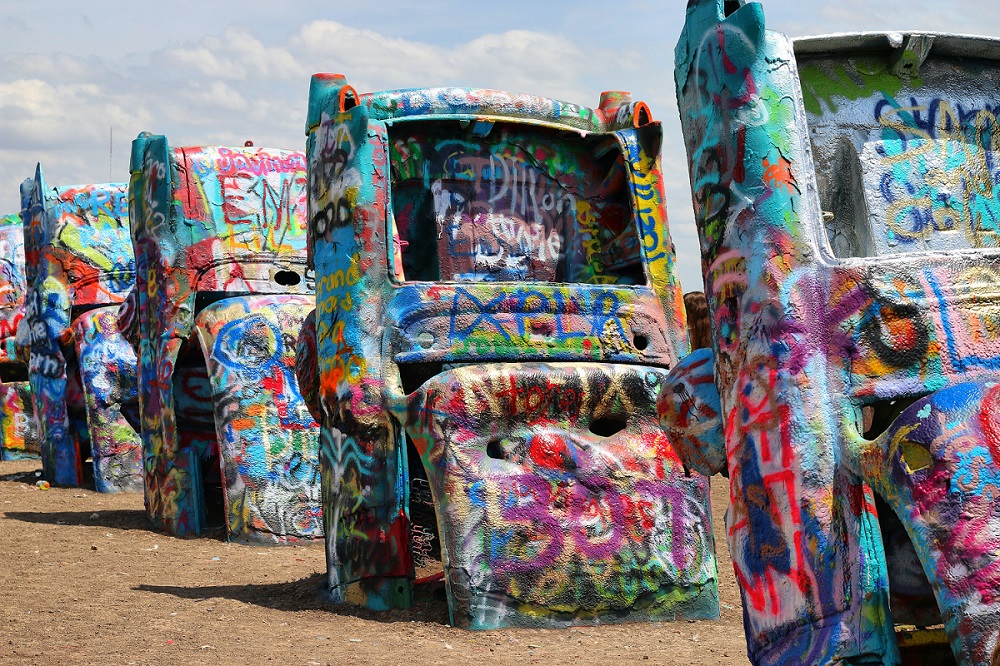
<box><xmin>3</xmin><ymin>0</ymin><xmax>999</xmax><ymax>662</ymax></box>
<box><xmin>3</xmin><ymin>81</ymin><xmax>717</xmax><ymax>631</ymax></box>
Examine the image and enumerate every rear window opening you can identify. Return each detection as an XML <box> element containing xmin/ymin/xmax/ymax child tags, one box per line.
<box><xmin>388</xmin><ymin>119</ymin><xmax>647</xmax><ymax>286</ymax></box>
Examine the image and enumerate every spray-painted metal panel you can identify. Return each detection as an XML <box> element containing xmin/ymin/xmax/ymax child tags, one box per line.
<box><xmin>71</xmin><ymin>307</ymin><xmax>141</xmax><ymax>490</ymax></box>
<box><xmin>193</xmin><ymin>294</ymin><xmax>321</xmax><ymax>542</ymax></box>
<box><xmin>404</xmin><ymin>362</ymin><xmax>717</xmax><ymax>628</ymax></box>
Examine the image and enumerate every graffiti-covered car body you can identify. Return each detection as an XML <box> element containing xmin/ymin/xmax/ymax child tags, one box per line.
<box><xmin>17</xmin><ymin>168</ymin><xmax>140</xmax><ymax>492</ymax></box>
<box><xmin>666</xmin><ymin>0</ymin><xmax>1000</xmax><ymax>663</ymax></box>
<box><xmin>128</xmin><ymin>134</ymin><xmax>321</xmax><ymax>544</ymax></box>
<box><xmin>0</xmin><ymin>213</ymin><xmax>38</xmax><ymax>461</ymax></box>
<box><xmin>303</xmin><ymin>74</ymin><xmax>718</xmax><ymax>628</ymax></box>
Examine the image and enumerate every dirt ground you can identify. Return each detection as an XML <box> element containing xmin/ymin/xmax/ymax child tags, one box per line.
<box><xmin>0</xmin><ymin>459</ymin><xmax>749</xmax><ymax>665</ymax></box>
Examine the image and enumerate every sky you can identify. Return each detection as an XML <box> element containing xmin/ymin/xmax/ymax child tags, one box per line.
<box><xmin>3</xmin><ymin>0</ymin><xmax>1000</xmax><ymax>290</ymax></box>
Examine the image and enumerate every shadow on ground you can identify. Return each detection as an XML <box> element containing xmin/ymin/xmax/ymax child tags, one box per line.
<box><xmin>136</xmin><ymin>574</ymin><xmax>451</xmax><ymax>624</ymax></box>
<box><xmin>6</xmin><ymin>509</ymin><xmax>159</xmax><ymax>532</ymax></box>
<box><xmin>0</xmin><ymin>468</ymin><xmax>42</xmax><ymax>483</ymax></box>
<box><xmin>5</xmin><ymin>510</ymin><xmax>229</xmax><ymax>540</ymax></box>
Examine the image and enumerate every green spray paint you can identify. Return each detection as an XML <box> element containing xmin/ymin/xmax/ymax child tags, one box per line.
<box><xmin>800</xmin><ymin>58</ymin><xmax>916</xmax><ymax>115</ymax></box>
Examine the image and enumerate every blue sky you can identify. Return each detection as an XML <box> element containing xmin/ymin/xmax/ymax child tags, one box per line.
<box><xmin>2</xmin><ymin>0</ymin><xmax>998</xmax><ymax>289</ymax></box>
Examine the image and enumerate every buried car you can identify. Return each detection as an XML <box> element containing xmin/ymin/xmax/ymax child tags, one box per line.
<box><xmin>0</xmin><ymin>212</ymin><xmax>38</xmax><ymax>461</ymax></box>
<box><xmin>18</xmin><ymin>169</ymin><xmax>141</xmax><ymax>492</ymax></box>
<box><xmin>664</xmin><ymin>0</ymin><xmax>1000</xmax><ymax>663</ymax></box>
<box><xmin>303</xmin><ymin>74</ymin><xmax>718</xmax><ymax>628</ymax></box>
<box><xmin>128</xmin><ymin>135</ymin><xmax>321</xmax><ymax>544</ymax></box>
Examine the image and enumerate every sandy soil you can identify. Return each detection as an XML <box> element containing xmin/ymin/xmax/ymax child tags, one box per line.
<box><xmin>0</xmin><ymin>459</ymin><xmax>749</xmax><ymax>665</ymax></box>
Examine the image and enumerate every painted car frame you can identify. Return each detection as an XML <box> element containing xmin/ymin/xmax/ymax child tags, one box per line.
<box><xmin>665</xmin><ymin>0</ymin><xmax>1000</xmax><ymax>663</ymax></box>
<box><xmin>17</xmin><ymin>168</ymin><xmax>141</xmax><ymax>492</ymax></box>
<box><xmin>128</xmin><ymin>134</ymin><xmax>321</xmax><ymax>544</ymax></box>
<box><xmin>304</xmin><ymin>74</ymin><xmax>718</xmax><ymax>628</ymax></box>
<box><xmin>0</xmin><ymin>213</ymin><xmax>38</xmax><ymax>461</ymax></box>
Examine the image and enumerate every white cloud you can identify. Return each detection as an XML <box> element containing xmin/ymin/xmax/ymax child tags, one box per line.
<box><xmin>178</xmin><ymin>81</ymin><xmax>251</xmax><ymax>115</ymax></box>
<box><xmin>451</xmin><ymin>30</ymin><xmax>593</xmax><ymax>98</ymax></box>
<box><xmin>294</xmin><ymin>20</ymin><xmax>451</xmax><ymax>84</ymax></box>
<box><xmin>1</xmin><ymin>52</ymin><xmax>99</xmax><ymax>83</ymax></box>
<box><xmin>0</xmin><ymin>77</ymin><xmax>151</xmax><ymax>151</ymax></box>
<box><xmin>291</xmin><ymin>20</ymin><xmax>618</xmax><ymax>104</ymax></box>
<box><xmin>160</xmin><ymin>27</ymin><xmax>305</xmax><ymax>82</ymax></box>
